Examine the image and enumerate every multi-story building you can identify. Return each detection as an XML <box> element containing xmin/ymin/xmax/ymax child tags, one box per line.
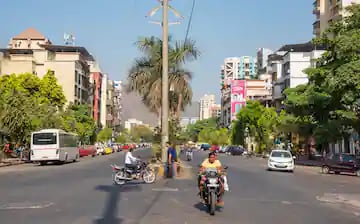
<box><xmin>313</xmin><ymin>0</ymin><xmax>359</xmax><ymax>37</ymax></box>
<box><xmin>199</xmin><ymin>94</ymin><xmax>216</xmax><ymax>120</ymax></box>
<box><xmin>0</xmin><ymin>28</ymin><xmax>94</xmax><ymax>106</ymax></box>
<box><xmin>256</xmin><ymin>48</ymin><xmax>273</xmax><ymax>75</ymax></box>
<box><xmin>106</xmin><ymin>79</ymin><xmax>115</xmax><ymax>128</ymax></box>
<box><xmin>89</xmin><ymin>61</ymin><xmax>103</xmax><ymax>125</ymax></box>
<box><xmin>124</xmin><ymin>118</ymin><xmax>146</xmax><ymax>131</ymax></box>
<box><xmin>113</xmin><ymin>80</ymin><xmax>123</xmax><ymax>131</ymax></box>
<box><xmin>100</xmin><ymin>74</ymin><xmax>108</xmax><ymax>127</ymax></box>
<box><xmin>180</xmin><ymin>102</ymin><xmax>200</xmax><ymax>127</ymax></box>
<box><xmin>210</xmin><ymin>104</ymin><xmax>221</xmax><ymax>118</ymax></box>
<box><xmin>271</xmin><ymin>42</ymin><xmax>326</xmax><ymax>111</ymax></box>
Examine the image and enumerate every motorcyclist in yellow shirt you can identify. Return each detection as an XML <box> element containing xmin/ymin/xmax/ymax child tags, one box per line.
<box><xmin>198</xmin><ymin>152</ymin><xmax>226</xmax><ymax>206</ymax></box>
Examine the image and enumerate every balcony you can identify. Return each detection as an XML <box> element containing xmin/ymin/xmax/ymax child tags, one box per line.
<box><xmin>313</xmin><ymin>20</ymin><xmax>321</xmax><ymax>35</ymax></box>
<box><xmin>312</xmin><ymin>0</ymin><xmax>320</xmax><ymax>13</ymax></box>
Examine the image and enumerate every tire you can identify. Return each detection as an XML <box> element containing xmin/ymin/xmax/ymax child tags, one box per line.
<box><xmin>113</xmin><ymin>171</ymin><xmax>126</xmax><ymax>185</ymax></box>
<box><xmin>322</xmin><ymin>166</ymin><xmax>330</xmax><ymax>174</ymax></box>
<box><xmin>356</xmin><ymin>170</ymin><xmax>360</xmax><ymax>177</ymax></box>
<box><xmin>142</xmin><ymin>169</ymin><xmax>156</xmax><ymax>184</ymax></box>
<box><xmin>39</xmin><ymin>161</ymin><xmax>47</xmax><ymax>166</ymax></box>
<box><xmin>209</xmin><ymin>191</ymin><xmax>216</xmax><ymax>216</ymax></box>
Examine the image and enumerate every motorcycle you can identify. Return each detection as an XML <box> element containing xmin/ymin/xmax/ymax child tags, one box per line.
<box><xmin>111</xmin><ymin>160</ymin><xmax>156</xmax><ymax>185</ymax></box>
<box><xmin>201</xmin><ymin>166</ymin><xmax>228</xmax><ymax>216</ymax></box>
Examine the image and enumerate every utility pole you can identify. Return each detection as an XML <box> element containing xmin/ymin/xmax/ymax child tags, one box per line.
<box><xmin>147</xmin><ymin>0</ymin><xmax>183</xmax><ymax>163</ymax></box>
<box><xmin>161</xmin><ymin>0</ymin><xmax>169</xmax><ymax>163</ymax></box>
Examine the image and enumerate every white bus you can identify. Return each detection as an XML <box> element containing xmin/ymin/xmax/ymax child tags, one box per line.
<box><xmin>30</xmin><ymin>129</ymin><xmax>79</xmax><ymax>165</ymax></box>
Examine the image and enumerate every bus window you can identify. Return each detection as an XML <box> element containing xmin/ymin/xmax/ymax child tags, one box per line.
<box><xmin>33</xmin><ymin>133</ymin><xmax>57</xmax><ymax>145</ymax></box>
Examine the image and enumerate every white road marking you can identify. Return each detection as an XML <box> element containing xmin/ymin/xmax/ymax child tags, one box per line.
<box><xmin>152</xmin><ymin>187</ymin><xmax>179</xmax><ymax>192</ymax></box>
<box><xmin>0</xmin><ymin>202</ymin><xmax>54</xmax><ymax>210</ymax></box>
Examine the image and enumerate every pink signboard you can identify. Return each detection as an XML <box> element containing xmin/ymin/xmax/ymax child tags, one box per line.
<box><xmin>231</xmin><ymin>80</ymin><xmax>246</xmax><ymax>119</ymax></box>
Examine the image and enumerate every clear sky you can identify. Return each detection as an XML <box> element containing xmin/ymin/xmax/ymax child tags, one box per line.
<box><xmin>0</xmin><ymin>0</ymin><xmax>314</xmax><ymax>102</ymax></box>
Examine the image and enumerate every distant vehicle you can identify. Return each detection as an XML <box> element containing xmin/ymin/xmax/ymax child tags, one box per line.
<box><xmin>226</xmin><ymin>146</ymin><xmax>244</xmax><ymax>156</ymax></box>
<box><xmin>30</xmin><ymin>129</ymin><xmax>79</xmax><ymax>165</ymax></box>
<box><xmin>200</xmin><ymin>144</ymin><xmax>211</xmax><ymax>151</ymax></box>
<box><xmin>322</xmin><ymin>153</ymin><xmax>360</xmax><ymax>177</ymax></box>
<box><xmin>79</xmin><ymin>145</ymin><xmax>97</xmax><ymax>157</ymax></box>
<box><xmin>267</xmin><ymin>150</ymin><xmax>295</xmax><ymax>172</ymax></box>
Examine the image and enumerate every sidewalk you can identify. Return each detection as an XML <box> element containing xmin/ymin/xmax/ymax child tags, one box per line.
<box><xmin>0</xmin><ymin>158</ymin><xmax>24</xmax><ymax>167</ymax></box>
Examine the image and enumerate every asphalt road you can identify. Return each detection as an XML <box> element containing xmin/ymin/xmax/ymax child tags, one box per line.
<box><xmin>0</xmin><ymin>149</ymin><xmax>359</xmax><ymax>224</ymax></box>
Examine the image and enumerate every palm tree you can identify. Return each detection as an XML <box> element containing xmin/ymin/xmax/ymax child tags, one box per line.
<box><xmin>127</xmin><ymin>36</ymin><xmax>199</xmax><ymax>119</ymax></box>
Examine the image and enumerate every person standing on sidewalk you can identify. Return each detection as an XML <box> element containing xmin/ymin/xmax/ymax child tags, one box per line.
<box><xmin>166</xmin><ymin>142</ymin><xmax>177</xmax><ymax>178</ymax></box>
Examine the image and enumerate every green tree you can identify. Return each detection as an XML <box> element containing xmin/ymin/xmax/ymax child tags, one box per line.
<box><xmin>115</xmin><ymin>133</ymin><xmax>127</xmax><ymax>144</ymax></box>
<box><xmin>97</xmin><ymin>128</ymin><xmax>113</xmax><ymax>142</ymax></box>
<box><xmin>130</xmin><ymin>125</ymin><xmax>153</xmax><ymax>143</ymax></box>
<box><xmin>61</xmin><ymin>104</ymin><xmax>96</xmax><ymax>144</ymax></box>
<box><xmin>184</xmin><ymin>118</ymin><xmax>217</xmax><ymax>142</ymax></box>
<box><xmin>283</xmin><ymin>4</ymin><xmax>360</xmax><ymax>152</ymax></box>
<box><xmin>39</xmin><ymin>70</ymin><xmax>66</xmax><ymax>108</ymax></box>
<box><xmin>0</xmin><ymin>89</ymin><xmax>38</xmax><ymax>143</ymax></box>
<box><xmin>127</xmin><ymin>36</ymin><xmax>199</xmax><ymax>118</ymax></box>
<box><xmin>231</xmin><ymin>101</ymin><xmax>281</xmax><ymax>152</ymax></box>
<box><xmin>0</xmin><ymin>72</ymin><xmax>67</xmax><ymax>143</ymax></box>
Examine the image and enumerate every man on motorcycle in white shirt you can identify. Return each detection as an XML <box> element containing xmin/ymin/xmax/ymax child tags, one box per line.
<box><xmin>125</xmin><ymin>148</ymin><xmax>140</xmax><ymax>174</ymax></box>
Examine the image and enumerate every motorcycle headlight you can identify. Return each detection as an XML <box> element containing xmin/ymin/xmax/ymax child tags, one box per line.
<box><xmin>209</xmin><ymin>178</ymin><xmax>218</xmax><ymax>184</ymax></box>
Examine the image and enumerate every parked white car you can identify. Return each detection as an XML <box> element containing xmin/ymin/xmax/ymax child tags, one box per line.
<box><xmin>267</xmin><ymin>150</ymin><xmax>295</xmax><ymax>172</ymax></box>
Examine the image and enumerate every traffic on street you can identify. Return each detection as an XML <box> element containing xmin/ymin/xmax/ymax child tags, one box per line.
<box><xmin>0</xmin><ymin>148</ymin><xmax>359</xmax><ymax>224</ymax></box>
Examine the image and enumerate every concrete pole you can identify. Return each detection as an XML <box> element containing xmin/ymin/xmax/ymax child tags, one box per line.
<box><xmin>161</xmin><ymin>0</ymin><xmax>169</xmax><ymax>163</ymax></box>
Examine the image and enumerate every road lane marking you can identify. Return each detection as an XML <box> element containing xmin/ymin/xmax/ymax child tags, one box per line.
<box><xmin>0</xmin><ymin>201</ymin><xmax>54</xmax><ymax>210</ymax></box>
<box><xmin>152</xmin><ymin>187</ymin><xmax>179</xmax><ymax>192</ymax></box>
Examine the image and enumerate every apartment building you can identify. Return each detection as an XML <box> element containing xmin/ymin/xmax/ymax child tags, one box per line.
<box><xmin>210</xmin><ymin>104</ymin><xmax>221</xmax><ymax>118</ymax></box>
<box><xmin>199</xmin><ymin>94</ymin><xmax>216</xmax><ymax>120</ymax></box>
<box><xmin>180</xmin><ymin>102</ymin><xmax>200</xmax><ymax>127</ymax></box>
<box><xmin>105</xmin><ymin>79</ymin><xmax>115</xmax><ymax>128</ymax></box>
<box><xmin>113</xmin><ymin>80</ymin><xmax>123</xmax><ymax>131</ymax></box>
<box><xmin>0</xmin><ymin>28</ymin><xmax>94</xmax><ymax>106</ymax></box>
<box><xmin>89</xmin><ymin>61</ymin><xmax>103</xmax><ymax>125</ymax></box>
<box><xmin>313</xmin><ymin>0</ymin><xmax>360</xmax><ymax>37</ymax></box>
<box><xmin>256</xmin><ymin>48</ymin><xmax>273</xmax><ymax>75</ymax></box>
<box><xmin>271</xmin><ymin>42</ymin><xmax>326</xmax><ymax>111</ymax></box>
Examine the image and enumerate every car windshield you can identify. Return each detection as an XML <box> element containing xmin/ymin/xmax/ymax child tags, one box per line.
<box><xmin>271</xmin><ymin>151</ymin><xmax>291</xmax><ymax>158</ymax></box>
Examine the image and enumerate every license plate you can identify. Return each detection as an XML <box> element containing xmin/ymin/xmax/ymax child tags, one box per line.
<box><xmin>275</xmin><ymin>164</ymin><xmax>286</xmax><ymax>168</ymax></box>
<box><xmin>42</xmin><ymin>156</ymin><xmax>48</xmax><ymax>158</ymax></box>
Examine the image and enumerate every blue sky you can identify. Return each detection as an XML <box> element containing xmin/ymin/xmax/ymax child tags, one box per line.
<box><xmin>0</xmin><ymin>0</ymin><xmax>314</xmax><ymax>102</ymax></box>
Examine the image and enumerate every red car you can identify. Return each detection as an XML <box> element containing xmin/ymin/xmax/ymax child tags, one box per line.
<box><xmin>211</xmin><ymin>145</ymin><xmax>220</xmax><ymax>152</ymax></box>
<box><xmin>79</xmin><ymin>145</ymin><xmax>97</xmax><ymax>157</ymax></box>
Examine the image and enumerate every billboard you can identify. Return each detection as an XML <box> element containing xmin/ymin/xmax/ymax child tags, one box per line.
<box><xmin>231</xmin><ymin>80</ymin><xmax>246</xmax><ymax>120</ymax></box>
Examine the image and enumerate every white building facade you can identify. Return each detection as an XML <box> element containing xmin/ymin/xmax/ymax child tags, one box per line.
<box><xmin>199</xmin><ymin>94</ymin><xmax>216</xmax><ymax>120</ymax></box>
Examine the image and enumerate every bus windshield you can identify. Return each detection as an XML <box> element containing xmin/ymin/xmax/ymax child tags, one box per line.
<box><xmin>32</xmin><ymin>133</ymin><xmax>57</xmax><ymax>145</ymax></box>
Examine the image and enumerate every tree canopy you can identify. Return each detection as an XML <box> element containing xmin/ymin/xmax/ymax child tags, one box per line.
<box><xmin>0</xmin><ymin>71</ymin><xmax>96</xmax><ymax>144</ymax></box>
<box><xmin>126</xmin><ymin>36</ymin><xmax>200</xmax><ymax>118</ymax></box>
<box><xmin>283</xmin><ymin>4</ymin><xmax>360</xmax><ymax>150</ymax></box>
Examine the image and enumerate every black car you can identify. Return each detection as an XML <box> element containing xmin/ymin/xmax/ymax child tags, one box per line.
<box><xmin>322</xmin><ymin>153</ymin><xmax>360</xmax><ymax>176</ymax></box>
<box><xmin>227</xmin><ymin>146</ymin><xmax>245</xmax><ymax>156</ymax></box>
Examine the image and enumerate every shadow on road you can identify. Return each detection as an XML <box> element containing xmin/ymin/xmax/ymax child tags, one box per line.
<box><xmin>93</xmin><ymin>184</ymin><xmax>142</xmax><ymax>224</ymax></box>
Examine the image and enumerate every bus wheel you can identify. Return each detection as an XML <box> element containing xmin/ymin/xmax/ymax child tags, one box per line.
<box><xmin>74</xmin><ymin>154</ymin><xmax>79</xmax><ymax>162</ymax></box>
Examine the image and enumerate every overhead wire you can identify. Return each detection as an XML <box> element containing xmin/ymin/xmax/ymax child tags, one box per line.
<box><xmin>184</xmin><ymin>0</ymin><xmax>196</xmax><ymax>42</ymax></box>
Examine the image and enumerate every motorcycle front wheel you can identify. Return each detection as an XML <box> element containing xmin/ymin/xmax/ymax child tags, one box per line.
<box><xmin>209</xmin><ymin>191</ymin><xmax>216</xmax><ymax>215</ymax></box>
<box><xmin>113</xmin><ymin>171</ymin><xmax>126</xmax><ymax>185</ymax></box>
<box><xmin>142</xmin><ymin>169</ymin><xmax>156</xmax><ymax>184</ymax></box>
